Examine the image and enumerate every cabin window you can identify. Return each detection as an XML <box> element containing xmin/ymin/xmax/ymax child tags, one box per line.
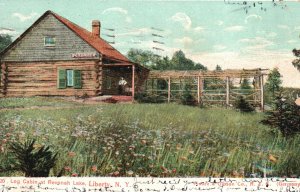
<box><xmin>67</xmin><ymin>70</ymin><xmax>74</xmax><ymax>86</ymax></box>
<box><xmin>44</xmin><ymin>36</ymin><xmax>55</xmax><ymax>47</ymax></box>
<box><xmin>57</xmin><ymin>69</ymin><xmax>82</xmax><ymax>89</ymax></box>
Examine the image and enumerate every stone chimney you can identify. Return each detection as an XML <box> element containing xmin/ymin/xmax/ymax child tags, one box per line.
<box><xmin>92</xmin><ymin>20</ymin><xmax>101</xmax><ymax>37</ymax></box>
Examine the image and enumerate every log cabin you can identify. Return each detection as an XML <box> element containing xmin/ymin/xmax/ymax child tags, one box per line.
<box><xmin>0</xmin><ymin>10</ymin><xmax>149</xmax><ymax>99</ymax></box>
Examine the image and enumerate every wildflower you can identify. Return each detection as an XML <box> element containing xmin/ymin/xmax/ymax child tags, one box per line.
<box><xmin>268</xmin><ymin>154</ymin><xmax>277</xmax><ymax>163</ymax></box>
<box><xmin>2</xmin><ymin>139</ymin><xmax>7</xmax><ymax>144</ymax></box>
<box><xmin>127</xmin><ymin>170</ymin><xmax>134</xmax><ymax>176</ymax></box>
<box><xmin>64</xmin><ymin>166</ymin><xmax>71</xmax><ymax>172</ymax></box>
<box><xmin>172</xmin><ymin>168</ymin><xmax>177</xmax><ymax>174</ymax></box>
<box><xmin>176</xmin><ymin>144</ymin><xmax>182</xmax><ymax>150</ymax></box>
<box><xmin>71</xmin><ymin>173</ymin><xmax>78</xmax><ymax>177</ymax></box>
<box><xmin>115</xmin><ymin>151</ymin><xmax>119</xmax><ymax>156</ymax></box>
<box><xmin>141</xmin><ymin>139</ymin><xmax>147</xmax><ymax>145</ymax></box>
<box><xmin>113</xmin><ymin>171</ymin><xmax>120</xmax><ymax>176</ymax></box>
<box><xmin>6</xmin><ymin>133</ymin><xmax>11</xmax><ymax>137</ymax></box>
<box><xmin>91</xmin><ymin>165</ymin><xmax>97</xmax><ymax>172</ymax></box>
<box><xmin>68</xmin><ymin>151</ymin><xmax>76</xmax><ymax>157</ymax></box>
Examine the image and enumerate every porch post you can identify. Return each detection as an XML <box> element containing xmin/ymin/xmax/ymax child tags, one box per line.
<box><xmin>132</xmin><ymin>64</ymin><xmax>135</xmax><ymax>101</ymax></box>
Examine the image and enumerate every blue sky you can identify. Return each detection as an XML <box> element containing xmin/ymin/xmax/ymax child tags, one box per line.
<box><xmin>1</xmin><ymin>0</ymin><xmax>300</xmax><ymax>87</ymax></box>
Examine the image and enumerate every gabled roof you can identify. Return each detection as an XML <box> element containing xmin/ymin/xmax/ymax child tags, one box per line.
<box><xmin>0</xmin><ymin>10</ymin><xmax>130</xmax><ymax>63</ymax></box>
<box><xmin>50</xmin><ymin>11</ymin><xmax>130</xmax><ymax>63</ymax></box>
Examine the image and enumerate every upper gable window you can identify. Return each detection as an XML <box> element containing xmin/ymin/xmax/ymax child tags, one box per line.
<box><xmin>44</xmin><ymin>36</ymin><xmax>55</xmax><ymax>47</ymax></box>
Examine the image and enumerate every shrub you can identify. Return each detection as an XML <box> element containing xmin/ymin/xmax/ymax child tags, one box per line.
<box><xmin>181</xmin><ymin>84</ymin><xmax>196</xmax><ymax>106</ymax></box>
<box><xmin>262</xmin><ymin>95</ymin><xmax>300</xmax><ymax>137</ymax></box>
<box><xmin>234</xmin><ymin>96</ymin><xmax>255</xmax><ymax>113</ymax></box>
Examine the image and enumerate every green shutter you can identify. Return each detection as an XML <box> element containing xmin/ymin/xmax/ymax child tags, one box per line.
<box><xmin>73</xmin><ymin>70</ymin><xmax>82</xmax><ymax>89</ymax></box>
<box><xmin>57</xmin><ymin>69</ymin><xmax>67</xmax><ymax>89</ymax></box>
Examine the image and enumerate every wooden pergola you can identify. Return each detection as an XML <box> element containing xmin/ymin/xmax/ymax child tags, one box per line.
<box><xmin>143</xmin><ymin>68</ymin><xmax>268</xmax><ymax>110</ymax></box>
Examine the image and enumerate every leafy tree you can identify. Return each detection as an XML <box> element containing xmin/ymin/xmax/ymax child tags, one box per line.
<box><xmin>127</xmin><ymin>48</ymin><xmax>158</xmax><ymax>67</ymax></box>
<box><xmin>292</xmin><ymin>49</ymin><xmax>300</xmax><ymax>71</ymax></box>
<box><xmin>171</xmin><ymin>50</ymin><xmax>206</xmax><ymax>70</ymax></box>
<box><xmin>265</xmin><ymin>68</ymin><xmax>282</xmax><ymax>101</ymax></box>
<box><xmin>0</xmin><ymin>34</ymin><xmax>12</xmax><ymax>52</ymax></box>
<box><xmin>127</xmin><ymin>49</ymin><xmax>207</xmax><ymax>71</ymax></box>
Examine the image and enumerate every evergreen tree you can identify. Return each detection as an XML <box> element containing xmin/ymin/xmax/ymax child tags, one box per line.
<box><xmin>262</xmin><ymin>94</ymin><xmax>300</xmax><ymax>137</ymax></box>
<box><xmin>215</xmin><ymin>65</ymin><xmax>222</xmax><ymax>71</ymax></box>
<box><xmin>265</xmin><ymin>68</ymin><xmax>282</xmax><ymax>99</ymax></box>
<box><xmin>9</xmin><ymin>140</ymin><xmax>58</xmax><ymax>177</ymax></box>
<box><xmin>235</xmin><ymin>96</ymin><xmax>255</xmax><ymax>113</ymax></box>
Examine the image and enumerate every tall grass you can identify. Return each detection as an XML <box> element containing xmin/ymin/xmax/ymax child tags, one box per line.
<box><xmin>0</xmin><ymin>101</ymin><xmax>299</xmax><ymax>177</ymax></box>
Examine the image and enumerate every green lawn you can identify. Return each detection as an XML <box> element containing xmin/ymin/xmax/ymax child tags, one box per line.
<box><xmin>0</xmin><ymin>97</ymin><xmax>299</xmax><ymax>177</ymax></box>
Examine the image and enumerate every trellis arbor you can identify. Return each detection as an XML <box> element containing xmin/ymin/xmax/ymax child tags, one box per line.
<box><xmin>142</xmin><ymin>68</ymin><xmax>268</xmax><ymax>109</ymax></box>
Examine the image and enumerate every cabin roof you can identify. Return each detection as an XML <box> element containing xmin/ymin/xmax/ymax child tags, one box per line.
<box><xmin>50</xmin><ymin>11</ymin><xmax>130</xmax><ymax>63</ymax></box>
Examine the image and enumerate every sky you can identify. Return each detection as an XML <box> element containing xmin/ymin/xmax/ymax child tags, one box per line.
<box><xmin>0</xmin><ymin>0</ymin><xmax>300</xmax><ymax>88</ymax></box>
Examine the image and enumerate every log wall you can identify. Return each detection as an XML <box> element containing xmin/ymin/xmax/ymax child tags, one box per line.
<box><xmin>3</xmin><ymin>60</ymin><xmax>99</xmax><ymax>97</ymax></box>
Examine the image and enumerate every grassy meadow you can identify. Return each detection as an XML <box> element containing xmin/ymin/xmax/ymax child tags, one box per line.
<box><xmin>0</xmin><ymin>97</ymin><xmax>300</xmax><ymax>177</ymax></box>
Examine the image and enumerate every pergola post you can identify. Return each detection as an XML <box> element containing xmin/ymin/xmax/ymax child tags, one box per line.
<box><xmin>197</xmin><ymin>76</ymin><xmax>200</xmax><ymax>104</ymax></box>
<box><xmin>197</xmin><ymin>76</ymin><xmax>204</xmax><ymax>105</ymax></box>
<box><xmin>167</xmin><ymin>77</ymin><xmax>171</xmax><ymax>103</ymax></box>
<box><xmin>260</xmin><ymin>75</ymin><xmax>264</xmax><ymax>111</ymax></box>
<box><xmin>132</xmin><ymin>65</ymin><xmax>135</xmax><ymax>101</ymax></box>
<box><xmin>226</xmin><ymin>76</ymin><xmax>230</xmax><ymax>106</ymax></box>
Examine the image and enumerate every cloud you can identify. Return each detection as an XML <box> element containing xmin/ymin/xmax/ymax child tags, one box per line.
<box><xmin>102</xmin><ymin>7</ymin><xmax>128</xmax><ymax>15</ymax></box>
<box><xmin>0</xmin><ymin>28</ymin><xmax>17</xmax><ymax>35</ymax></box>
<box><xmin>244</xmin><ymin>14</ymin><xmax>262</xmax><ymax>24</ymax></box>
<box><xmin>216</xmin><ymin>20</ymin><xmax>224</xmax><ymax>26</ymax></box>
<box><xmin>194</xmin><ymin>26</ymin><xmax>205</xmax><ymax>33</ymax></box>
<box><xmin>277</xmin><ymin>25</ymin><xmax>289</xmax><ymax>30</ymax></box>
<box><xmin>213</xmin><ymin>44</ymin><xmax>226</xmax><ymax>51</ymax></box>
<box><xmin>224</xmin><ymin>25</ymin><xmax>245</xmax><ymax>32</ymax></box>
<box><xmin>239</xmin><ymin>37</ymin><xmax>274</xmax><ymax>52</ymax></box>
<box><xmin>267</xmin><ymin>32</ymin><xmax>277</xmax><ymax>38</ymax></box>
<box><xmin>102</xmin><ymin>7</ymin><xmax>131</xmax><ymax>23</ymax></box>
<box><xmin>13</xmin><ymin>12</ymin><xmax>38</xmax><ymax>22</ymax></box>
<box><xmin>170</xmin><ymin>12</ymin><xmax>192</xmax><ymax>30</ymax></box>
<box><xmin>287</xmin><ymin>40</ymin><xmax>297</xmax><ymax>44</ymax></box>
<box><xmin>115</xmin><ymin>27</ymin><xmax>152</xmax><ymax>37</ymax></box>
<box><xmin>174</xmin><ymin>36</ymin><xmax>193</xmax><ymax>47</ymax></box>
